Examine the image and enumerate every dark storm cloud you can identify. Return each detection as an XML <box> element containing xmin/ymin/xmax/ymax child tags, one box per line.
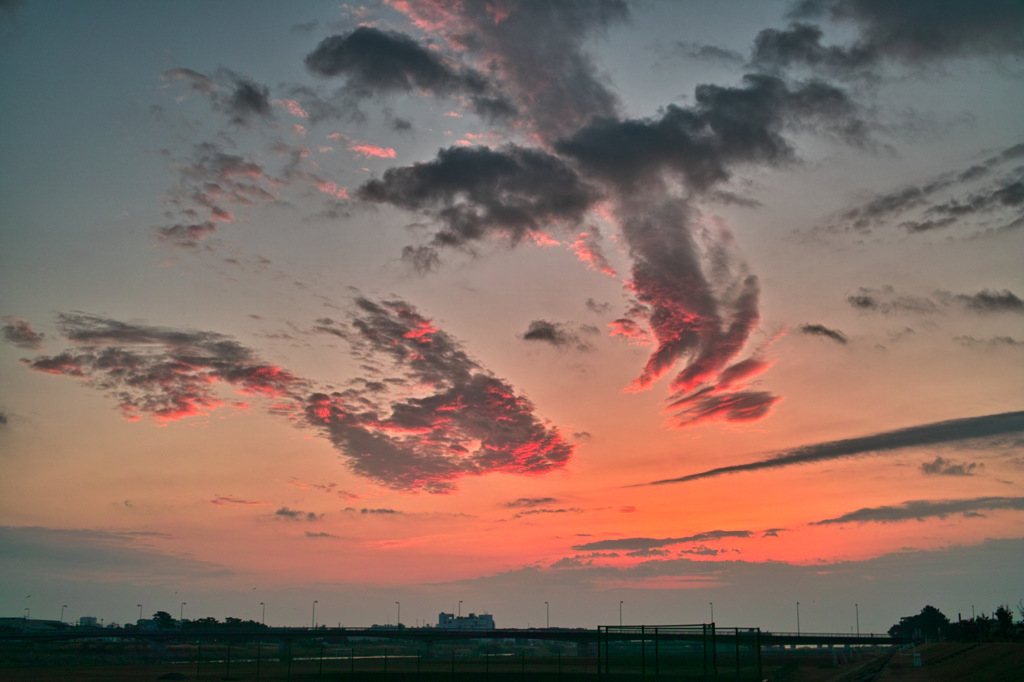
<box><xmin>521</xmin><ymin>320</ymin><xmax>595</xmax><ymax>352</ymax></box>
<box><xmin>556</xmin><ymin>74</ymin><xmax>867</xmax><ymax>192</ymax></box>
<box><xmin>304</xmin><ymin>26</ymin><xmax>515</xmax><ymax>122</ymax></box>
<box><xmin>573</xmin><ymin>530</ymin><xmax>752</xmax><ymax>552</ymax></box>
<box><xmin>799</xmin><ymin>323</ymin><xmax>848</xmax><ymax>344</ymax></box>
<box><xmin>357</xmin><ymin>145</ymin><xmax>598</xmax><ymax>248</ymax></box>
<box><xmin>750</xmin><ymin>22</ymin><xmax>874</xmax><ymax>77</ymax></box>
<box><xmin>920</xmin><ymin>456</ymin><xmax>981</xmax><ymax>476</ymax></box>
<box><xmin>789</xmin><ymin>0</ymin><xmax>1024</xmax><ymax>65</ymax></box>
<box><xmin>391</xmin><ymin>0</ymin><xmax>629</xmax><ymax>142</ymax></box>
<box><xmin>305</xmin><ymin>298</ymin><xmax>573</xmax><ymax>493</ymax></box>
<box><xmin>812</xmin><ymin>496</ymin><xmax>1024</xmax><ymax>525</ymax></box>
<box><xmin>24</xmin><ymin>313</ymin><xmax>306</xmax><ymax>422</ymax></box>
<box><xmin>2</xmin><ymin>316</ymin><xmax>45</xmax><ymax>350</ymax></box>
<box><xmin>275</xmin><ymin>507</ymin><xmax>323</xmax><ymax>522</ymax></box>
<box><xmin>644</xmin><ymin>410</ymin><xmax>1024</xmax><ymax>486</ymax></box>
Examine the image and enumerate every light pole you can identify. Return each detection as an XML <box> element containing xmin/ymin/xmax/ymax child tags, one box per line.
<box><xmin>619</xmin><ymin>601</ymin><xmax>623</xmax><ymax>627</ymax></box>
<box><xmin>138</xmin><ymin>604</ymin><xmax>143</xmax><ymax>623</ymax></box>
<box><xmin>260</xmin><ymin>601</ymin><xmax>265</xmax><ymax>625</ymax></box>
<box><xmin>796</xmin><ymin>602</ymin><xmax>801</xmax><ymax>635</ymax></box>
<box><xmin>24</xmin><ymin>608</ymin><xmax>30</xmax><ymax>620</ymax></box>
<box><xmin>180</xmin><ymin>602</ymin><xmax>186</xmax><ymax>623</ymax></box>
<box><xmin>61</xmin><ymin>604</ymin><xmax>68</xmax><ymax>623</ymax></box>
<box><xmin>312</xmin><ymin>600</ymin><xmax>318</xmax><ymax>628</ymax></box>
<box><xmin>709</xmin><ymin>602</ymin><xmax>714</xmax><ymax>623</ymax></box>
<box><xmin>545</xmin><ymin>601</ymin><xmax>549</xmax><ymax>629</ymax></box>
<box><xmin>396</xmin><ymin>601</ymin><xmax>401</xmax><ymax>627</ymax></box>
<box><xmin>855</xmin><ymin>603</ymin><xmax>859</xmax><ymax>636</ymax></box>
<box><xmin>458</xmin><ymin>600</ymin><xmax>462</xmax><ymax>618</ymax></box>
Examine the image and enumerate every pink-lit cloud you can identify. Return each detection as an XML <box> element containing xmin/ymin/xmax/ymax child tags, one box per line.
<box><xmin>349</xmin><ymin>143</ymin><xmax>396</xmax><ymax>159</ymax></box>
<box><xmin>19</xmin><ymin>299</ymin><xmax>572</xmax><ymax>493</ymax></box>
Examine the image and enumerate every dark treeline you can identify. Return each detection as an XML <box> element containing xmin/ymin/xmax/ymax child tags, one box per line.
<box><xmin>889</xmin><ymin>603</ymin><xmax>1023</xmax><ymax>643</ymax></box>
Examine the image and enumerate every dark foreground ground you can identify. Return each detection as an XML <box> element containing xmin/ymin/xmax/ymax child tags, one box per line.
<box><xmin>2</xmin><ymin>644</ymin><xmax>1019</xmax><ymax>681</ymax></box>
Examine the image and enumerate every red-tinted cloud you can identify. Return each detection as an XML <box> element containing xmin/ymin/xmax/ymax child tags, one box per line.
<box><xmin>308</xmin><ymin>298</ymin><xmax>573</xmax><ymax>492</ymax></box>
<box><xmin>350</xmin><ymin>143</ymin><xmax>397</xmax><ymax>159</ymax></box>
<box><xmin>21</xmin><ymin>301</ymin><xmax>572</xmax><ymax>494</ymax></box>
<box><xmin>23</xmin><ymin>314</ymin><xmax>306</xmax><ymax>422</ymax></box>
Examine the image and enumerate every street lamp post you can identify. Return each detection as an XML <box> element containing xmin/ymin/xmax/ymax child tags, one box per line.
<box><xmin>709</xmin><ymin>602</ymin><xmax>714</xmax><ymax>624</ymax></box>
<box><xmin>180</xmin><ymin>602</ymin><xmax>186</xmax><ymax>623</ymax></box>
<box><xmin>260</xmin><ymin>602</ymin><xmax>265</xmax><ymax>625</ymax></box>
<box><xmin>619</xmin><ymin>601</ymin><xmax>623</xmax><ymax>627</ymax></box>
<box><xmin>545</xmin><ymin>601</ymin><xmax>549</xmax><ymax>629</ymax></box>
<box><xmin>396</xmin><ymin>601</ymin><xmax>401</xmax><ymax>627</ymax></box>
<box><xmin>796</xmin><ymin>602</ymin><xmax>801</xmax><ymax>635</ymax></box>
<box><xmin>138</xmin><ymin>604</ymin><xmax>143</xmax><ymax>623</ymax></box>
<box><xmin>458</xmin><ymin>600</ymin><xmax>462</xmax><ymax>618</ymax></box>
<box><xmin>312</xmin><ymin>600</ymin><xmax>318</xmax><ymax>628</ymax></box>
<box><xmin>61</xmin><ymin>604</ymin><xmax>68</xmax><ymax>623</ymax></box>
<box><xmin>855</xmin><ymin>603</ymin><xmax>860</xmax><ymax>636</ymax></box>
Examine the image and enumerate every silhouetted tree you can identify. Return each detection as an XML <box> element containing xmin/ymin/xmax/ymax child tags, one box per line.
<box><xmin>888</xmin><ymin>605</ymin><xmax>950</xmax><ymax>642</ymax></box>
<box><xmin>152</xmin><ymin>611</ymin><xmax>176</xmax><ymax>629</ymax></box>
<box><xmin>994</xmin><ymin>605</ymin><xmax>1014</xmax><ymax>641</ymax></box>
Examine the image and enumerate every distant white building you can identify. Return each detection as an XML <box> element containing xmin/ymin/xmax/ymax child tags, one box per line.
<box><xmin>438</xmin><ymin>612</ymin><xmax>495</xmax><ymax>630</ymax></box>
<box><xmin>79</xmin><ymin>616</ymin><xmax>99</xmax><ymax>627</ymax></box>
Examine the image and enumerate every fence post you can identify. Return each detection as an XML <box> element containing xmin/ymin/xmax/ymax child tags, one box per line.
<box><xmin>756</xmin><ymin>629</ymin><xmax>762</xmax><ymax>682</ymax></box>
<box><xmin>735</xmin><ymin>629</ymin><xmax>741</xmax><ymax>681</ymax></box>
<box><xmin>655</xmin><ymin>627</ymin><xmax>660</xmax><ymax>678</ymax></box>
<box><xmin>641</xmin><ymin>625</ymin><xmax>646</xmax><ymax>678</ymax></box>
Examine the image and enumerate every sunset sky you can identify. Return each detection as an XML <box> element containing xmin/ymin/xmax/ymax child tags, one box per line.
<box><xmin>2</xmin><ymin>0</ymin><xmax>1022</xmax><ymax>633</ymax></box>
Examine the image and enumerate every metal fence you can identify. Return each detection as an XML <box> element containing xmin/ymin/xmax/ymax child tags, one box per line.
<box><xmin>597</xmin><ymin>624</ymin><xmax>763</xmax><ymax>680</ymax></box>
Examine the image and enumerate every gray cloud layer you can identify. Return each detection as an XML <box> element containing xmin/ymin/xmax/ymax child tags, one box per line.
<box><xmin>812</xmin><ymin>496</ymin><xmax>1024</xmax><ymax>525</ymax></box>
<box><xmin>645</xmin><ymin>410</ymin><xmax>1024</xmax><ymax>486</ymax></box>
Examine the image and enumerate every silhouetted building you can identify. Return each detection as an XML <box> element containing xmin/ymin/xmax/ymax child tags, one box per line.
<box><xmin>79</xmin><ymin>616</ymin><xmax>98</xmax><ymax>627</ymax></box>
<box><xmin>438</xmin><ymin>612</ymin><xmax>495</xmax><ymax>630</ymax></box>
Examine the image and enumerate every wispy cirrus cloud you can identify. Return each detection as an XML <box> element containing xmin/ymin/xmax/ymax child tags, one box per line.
<box><xmin>812</xmin><ymin>496</ymin><xmax>1024</xmax><ymax>525</ymax></box>
<box><xmin>919</xmin><ymin>456</ymin><xmax>981</xmax><ymax>477</ymax></box>
<box><xmin>573</xmin><ymin>530</ymin><xmax>752</xmax><ymax>552</ymax></box>
<box><xmin>848</xmin><ymin>286</ymin><xmax>1024</xmax><ymax>316</ymax></box>
<box><xmin>643</xmin><ymin>410</ymin><xmax>1024</xmax><ymax>486</ymax></box>
<box><xmin>799</xmin><ymin>323</ymin><xmax>848</xmax><ymax>344</ymax></box>
<box><xmin>520</xmin><ymin>320</ymin><xmax>597</xmax><ymax>352</ymax></box>
<box><xmin>2</xmin><ymin>316</ymin><xmax>45</xmax><ymax>350</ymax></box>
<box><xmin>274</xmin><ymin>507</ymin><xmax>323</xmax><ymax>522</ymax></box>
<box><xmin>818</xmin><ymin>142</ymin><xmax>1024</xmax><ymax>237</ymax></box>
<box><xmin>505</xmin><ymin>497</ymin><xmax>559</xmax><ymax>509</ymax></box>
